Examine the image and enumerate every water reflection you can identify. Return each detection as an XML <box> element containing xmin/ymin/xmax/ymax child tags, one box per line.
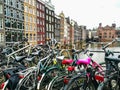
<box><xmin>79</xmin><ymin>42</ymin><xmax>120</xmax><ymax>63</ymax></box>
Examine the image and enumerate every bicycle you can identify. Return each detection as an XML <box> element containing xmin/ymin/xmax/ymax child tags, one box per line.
<box><xmin>47</xmin><ymin>42</ymin><xmax>103</xmax><ymax>90</ymax></box>
<box><xmin>97</xmin><ymin>38</ymin><xmax>120</xmax><ymax>90</ymax></box>
<box><xmin>1</xmin><ymin>39</ymin><xmax>68</xmax><ymax>90</ymax></box>
<box><xmin>63</xmin><ymin>44</ymin><xmax>107</xmax><ymax>90</ymax></box>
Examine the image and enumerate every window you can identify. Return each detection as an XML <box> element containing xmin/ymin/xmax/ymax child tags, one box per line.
<box><xmin>42</xmin><ymin>6</ymin><xmax>44</xmax><ymax>11</ymax></box>
<box><xmin>13</xmin><ymin>10</ymin><xmax>16</xmax><ymax>18</ymax></box>
<box><xmin>26</xmin><ymin>33</ymin><xmax>28</xmax><ymax>39</ymax></box>
<box><xmin>10</xmin><ymin>1</ymin><xmax>13</xmax><ymax>6</ymax></box>
<box><xmin>33</xmin><ymin>0</ymin><xmax>36</xmax><ymax>6</ymax></box>
<box><xmin>4</xmin><ymin>0</ymin><xmax>6</xmax><ymax>3</ymax></box>
<box><xmin>1</xmin><ymin>33</ymin><xmax>4</xmax><ymax>42</ymax></box>
<box><xmin>12</xmin><ymin>21</ymin><xmax>17</xmax><ymax>28</ymax></box>
<box><xmin>40</xmin><ymin>4</ymin><xmax>41</xmax><ymax>9</ymax></box>
<box><xmin>30</xmin><ymin>8</ymin><xmax>33</xmax><ymax>14</ymax></box>
<box><xmin>7</xmin><ymin>8</ymin><xmax>10</xmax><ymax>16</ymax></box>
<box><xmin>5</xmin><ymin>19</ymin><xmax>10</xmax><ymax>27</ymax></box>
<box><xmin>43</xmin><ymin>21</ymin><xmax>44</xmax><ymax>25</ymax></box>
<box><xmin>46</xmin><ymin>9</ymin><xmax>48</xmax><ymax>14</ymax></box>
<box><xmin>37</xmin><ymin>11</ymin><xmax>39</xmax><ymax>16</ymax></box>
<box><xmin>33</xmin><ymin>17</ymin><xmax>35</xmax><ymax>23</ymax></box>
<box><xmin>34</xmin><ymin>34</ymin><xmax>36</xmax><ymax>40</ymax></box>
<box><xmin>25</xmin><ymin>6</ymin><xmax>28</xmax><ymax>12</ymax></box>
<box><xmin>16</xmin><ymin>2</ymin><xmax>19</xmax><ymax>8</ymax></box>
<box><xmin>19</xmin><ymin>3</ymin><xmax>21</xmax><ymax>10</ymax></box>
<box><xmin>30</xmin><ymin>16</ymin><xmax>32</xmax><ymax>22</ymax></box>
<box><xmin>33</xmin><ymin>26</ymin><xmax>36</xmax><ymax>31</ymax></box>
<box><xmin>12</xmin><ymin>1</ymin><xmax>16</xmax><ymax>8</ymax></box>
<box><xmin>0</xmin><ymin>33</ymin><xmax>2</xmax><ymax>42</ymax></box>
<box><xmin>6</xmin><ymin>31</ymin><xmax>11</xmax><ymax>42</ymax></box>
<box><xmin>29</xmin><ymin>24</ymin><xmax>32</xmax><ymax>30</ymax></box>
<box><xmin>37</xmin><ymin>19</ymin><xmax>39</xmax><ymax>24</ymax></box>
<box><xmin>37</xmin><ymin>27</ymin><xmax>39</xmax><ymax>32</ymax></box>
<box><xmin>0</xmin><ymin>18</ymin><xmax>3</xmax><ymax>29</ymax></box>
<box><xmin>18</xmin><ymin>22</ymin><xmax>22</xmax><ymax>29</ymax></box>
<box><xmin>30</xmin><ymin>34</ymin><xmax>32</xmax><ymax>40</ymax></box>
<box><xmin>25</xmin><ymin>0</ymin><xmax>29</xmax><ymax>3</ymax></box>
<box><xmin>25</xmin><ymin>23</ymin><xmax>28</xmax><ymax>31</ymax></box>
<box><xmin>11</xmin><ymin>10</ymin><xmax>13</xmax><ymax>17</ymax></box>
<box><xmin>37</xmin><ymin>3</ymin><xmax>39</xmax><ymax>8</ymax></box>
<box><xmin>30</xmin><ymin>0</ymin><xmax>32</xmax><ymax>5</ymax></box>
<box><xmin>42</xmin><ymin>13</ymin><xmax>44</xmax><ymax>18</ymax></box>
<box><xmin>40</xmin><ymin>12</ymin><xmax>41</xmax><ymax>17</ymax></box>
<box><xmin>0</xmin><ymin>5</ymin><xmax>3</xmax><ymax>14</ymax></box>
<box><xmin>40</xmin><ymin>35</ymin><xmax>42</xmax><ymax>41</ymax></box>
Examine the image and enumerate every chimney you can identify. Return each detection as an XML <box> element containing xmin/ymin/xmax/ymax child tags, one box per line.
<box><xmin>112</xmin><ymin>23</ymin><xmax>116</xmax><ymax>28</ymax></box>
<box><xmin>49</xmin><ymin>0</ymin><xmax>51</xmax><ymax>3</ymax></box>
<box><xmin>99</xmin><ymin>23</ymin><xmax>102</xmax><ymax>27</ymax></box>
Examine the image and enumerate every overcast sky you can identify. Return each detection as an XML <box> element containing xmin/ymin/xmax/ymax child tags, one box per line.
<box><xmin>50</xmin><ymin>0</ymin><xmax>120</xmax><ymax>29</ymax></box>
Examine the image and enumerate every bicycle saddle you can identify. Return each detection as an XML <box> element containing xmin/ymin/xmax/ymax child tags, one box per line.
<box><xmin>15</xmin><ymin>56</ymin><xmax>27</xmax><ymax>62</ymax></box>
<box><xmin>62</xmin><ymin>59</ymin><xmax>73</xmax><ymax>65</ymax></box>
<box><xmin>105</xmin><ymin>55</ymin><xmax>120</xmax><ymax>62</ymax></box>
<box><xmin>76</xmin><ymin>57</ymin><xmax>91</xmax><ymax>65</ymax></box>
<box><xmin>31</xmin><ymin>50</ymin><xmax>42</xmax><ymax>56</ymax></box>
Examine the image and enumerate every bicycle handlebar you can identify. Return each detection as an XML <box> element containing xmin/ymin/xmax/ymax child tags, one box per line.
<box><xmin>102</xmin><ymin>38</ymin><xmax>117</xmax><ymax>50</ymax></box>
<box><xmin>72</xmin><ymin>41</ymin><xmax>92</xmax><ymax>55</ymax></box>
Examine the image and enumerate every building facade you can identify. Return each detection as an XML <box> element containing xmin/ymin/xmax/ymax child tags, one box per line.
<box><xmin>66</xmin><ymin>17</ymin><xmax>71</xmax><ymax>44</ymax></box>
<box><xmin>24</xmin><ymin>0</ymin><xmax>37</xmax><ymax>45</ymax></box>
<box><xmin>116</xmin><ymin>27</ymin><xmax>120</xmax><ymax>38</ymax></box>
<box><xmin>54</xmin><ymin>14</ymin><xmax>60</xmax><ymax>42</ymax></box>
<box><xmin>97</xmin><ymin>23</ymin><xmax>117</xmax><ymax>42</ymax></box>
<box><xmin>4</xmin><ymin>0</ymin><xmax>24</xmax><ymax>45</ymax></box>
<box><xmin>0</xmin><ymin>0</ymin><xmax>5</xmax><ymax>46</ymax></box>
<box><xmin>36</xmin><ymin>0</ymin><xmax>45</xmax><ymax>44</ymax></box>
<box><xmin>74</xmin><ymin>21</ymin><xmax>79</xmax><ymax>44</ymax></box>
<box><xmin>45</xmin><ymin>0</ymin><xmax>55</xmax><ymax>44</ymax></box>
<box><xmin>59</xmin><ymin>11</ymin><xmax>65</xmax><ymax>45</ymax></box>
<box><xmin>70</xmin><ymin>20</ymin><xmax>74</xmax><ymax>44</ymax></box>
<box><xmin>79</xmin><ymin>25</ymin><xmax>87</xmax><ymax>41</ymax></box>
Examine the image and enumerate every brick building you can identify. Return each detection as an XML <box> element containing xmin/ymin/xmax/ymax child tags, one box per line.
<box><xmin>97</xmin><ymin>23</ymin><xmax>117</xmax><ymax>42</ymax></box>
<box><xmin>36</xmin><ymin>0</ymin><xmax>45</xmax><ymax>45</ymax></box>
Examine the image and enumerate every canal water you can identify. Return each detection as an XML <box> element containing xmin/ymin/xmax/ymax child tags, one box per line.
<box><xmin>79</xmin><ymin>42</ymin><xmax>120</xmax><ymax>63</ymax></box>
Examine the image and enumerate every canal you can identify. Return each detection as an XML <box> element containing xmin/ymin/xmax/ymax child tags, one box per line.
<box><xmin>79</xmin><ymin>42</ymin><xmax>120</xmax><ymax>63</ymax></box>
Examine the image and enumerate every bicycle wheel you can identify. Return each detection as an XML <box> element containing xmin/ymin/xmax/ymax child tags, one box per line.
<box><xmin>98</xmin><ymin>77</ymin><xmax>120</xmax><ymax>90</ymax></box>
<box><xmin>17</xmin><ymin>70</ymin><xmax>37</xmax><ymax>90</ymax></box>
<box><xmin>38</xmin><ymin>67</ymin><xmax>61</xmax><ymax>90</ymax></box>
<box><xmin>48</xmin><ymin>74</ymin><xmax>72</xmax><ymax>90</ymax></box>
<box><xmin>0</xmin><ymin>62</ymin><xmax>24</xmax><ymax>86</ymax></box>
<box><xmin>64</xmin><ymin>74</ymin><xmax>95</xmax><ymax>90</ymax></box>
<box><xmin>1</xmin><ymin>80</ymin><xmax>9</xmax><ymax>90</ymax></box>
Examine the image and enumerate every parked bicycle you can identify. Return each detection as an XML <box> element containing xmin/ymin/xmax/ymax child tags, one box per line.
<box><xmin>97</xmin><ymin>38</ymin><xmax>120</xmax><ymax>90</ymax></box>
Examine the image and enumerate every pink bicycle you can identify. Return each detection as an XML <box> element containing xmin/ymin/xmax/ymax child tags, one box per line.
<box><xmin>63</xmin><ymin>49</ymin><xmax>106</xmax><ymax>90</ymax></box>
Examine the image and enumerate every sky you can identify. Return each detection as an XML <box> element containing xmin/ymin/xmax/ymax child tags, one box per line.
<box><xmin>49</xmin><ymin>0</ymin><xmax>120</xmax><ymax>29</ymax></box>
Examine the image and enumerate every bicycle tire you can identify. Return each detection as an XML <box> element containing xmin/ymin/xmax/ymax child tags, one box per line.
<box><xmin>97</xmin><ymin>76</ymin><xmax>120</xmax><ymax>90</ymax></box>
<box><xmin>38</xmin><ymin>67</ymin><xmax>60</xmax><ymax>90</ymax></box>
<box><xmin>64</xmin><ymin>74</ymin><xmax>96</xmax><ymax>90</ymax></box>
<box><xmin>0</xmin><ymin>61</ymin><xmax>24</xmax><ymax>86</ymax></box>
<box><xmin>1</xmin><ymin>80</ymin><xmax>9</xmax><ymax>90</ymax></box>
<box><xmin>48</xmin><ymin>74</ymin><xmax>72</xmax><ymax>90</ymax></box>
<box><xmin>16</xmin><ymin>69</ymin><xmax>37</xmax><ymax>90</ymax></box>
